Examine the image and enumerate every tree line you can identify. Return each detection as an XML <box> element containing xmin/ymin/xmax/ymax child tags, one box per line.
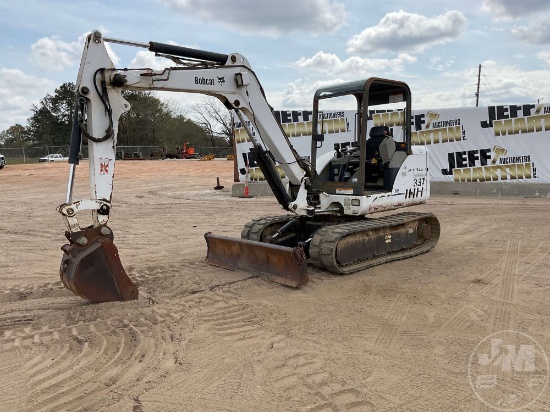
<box><xmin>0</xmin><ymin>82</ymin><xmax>233</xmax><ymax>151</ymax></box>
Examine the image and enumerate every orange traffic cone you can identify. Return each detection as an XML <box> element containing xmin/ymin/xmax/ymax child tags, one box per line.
<box><xmin>240</xmin><ymin>165</ymin><xmax>254</xmax><ymax>198</ymax></box>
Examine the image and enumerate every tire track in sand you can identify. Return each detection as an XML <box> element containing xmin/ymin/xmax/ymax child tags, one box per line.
<box><xmin>268</xmin><ymin>350</ymin><xmax>375</xmax><ymax>411</ymax></box>
<box><xmin>444</xmin><ymin>239</ymin><xmax>522</xmax><ymax>334</ymax></box>
<box><xmin>373</xmin><ymin>294</ymin><xmax>411</xmax><ymax>348</ymax></box>
<box><xmin>0</xmin><ymin>308</ymin><xmax>180</xmax><ymax>412</ymax></box>
<box><xmin>491</xmin><ymin>239</ymin><xmax>520</xmax><ymax>331</ymax></box>
<box><xmin>0</xmin><ymin>349</ymin><xmax>29</xmax><ymax>410</ymax></box>
<box><xmin>456</xmin><ymin>240</ymin><xmax>546</xmax><ymax>298</ymax></box>
<box><xmin>29</xmin><ymin>318</ymin><xmax>175</xmax><ymax>412</ymax></box>
<box><xmin>188</xmin><ymin>289</ymin><xmax>287</xmax><ymax>346</ymax></box>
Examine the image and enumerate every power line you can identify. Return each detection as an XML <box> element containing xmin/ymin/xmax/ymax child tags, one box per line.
<box><xmin>481</xmin><ymin>75</ymin><xmax>503</xmax><ymax>105</ymax></box>
<box><xmin>475</xmin><ymin>64</ymin><xmax>481</xmax><ymax>107</ymax></box>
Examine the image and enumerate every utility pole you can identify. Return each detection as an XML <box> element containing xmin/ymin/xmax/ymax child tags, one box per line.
<box><xmin>475</xmin><ymin>64</ymin><xmax>481</xmax><ymax>107</ymax></box>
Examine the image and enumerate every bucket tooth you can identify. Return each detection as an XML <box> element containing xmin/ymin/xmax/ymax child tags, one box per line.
<box><xmin>60</xmin><ymin>225</ymin><xmax>138</xmax><ymax>303</ymax></box>
<box><xmin>204</xmin><ymin>232</ymin><xmax>308</xmax><ymax>287</ymax></box>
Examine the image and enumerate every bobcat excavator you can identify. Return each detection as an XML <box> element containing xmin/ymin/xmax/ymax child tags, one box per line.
<box><xmin>58</xmin><ymin>31</ymin><xmax>440</xmax><ymax>302</ymax></box>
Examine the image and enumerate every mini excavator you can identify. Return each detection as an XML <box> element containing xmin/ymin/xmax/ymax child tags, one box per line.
<box><xmin>58</xmin><ymin>31</ymin><xmax>439</xmax><ymax>302</ymax></box>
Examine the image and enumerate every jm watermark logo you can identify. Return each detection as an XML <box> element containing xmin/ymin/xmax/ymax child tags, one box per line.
<box><xmin>469</xmin><ymin>330</ymin><xmax>549</xmax><ymax>411</ymax></box>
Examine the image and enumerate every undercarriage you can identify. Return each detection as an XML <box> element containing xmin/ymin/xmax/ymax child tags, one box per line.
<box><xmin>240</xmin><ymin>212</ymin><xmax>440</xmax><ymax>275</ymax></box>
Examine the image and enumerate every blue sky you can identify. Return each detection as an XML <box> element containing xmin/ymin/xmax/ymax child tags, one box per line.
<box><xmin>1</xmin><ymin>0</ymin><xmax>550</xmax><ymax>132</ymax></box>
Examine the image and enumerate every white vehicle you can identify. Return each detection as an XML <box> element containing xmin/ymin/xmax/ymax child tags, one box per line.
<box><xmin>39</xmin><ymin>153</ymin><xmax>68</xmax><ymax>162</ymax></box>
<box><xmin>0</xmin><ymin>154</ymin><xmax>5</xmax><ymax>169</ymax></box>
<box><xmin>57</xmin><ymin>31</ymin><xmax>440</xmax><ymax>302</ymax></box>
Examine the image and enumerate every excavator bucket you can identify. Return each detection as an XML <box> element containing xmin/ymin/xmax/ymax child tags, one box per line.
<box><xmin>204</xmin><ymin>233</ymin><xmax>309</xmax><ymax>287</ymax></box>
<box><xmin>60</xmin><ymin>225</ymin><xmax>138</xmax><ymax>303</ymax></box>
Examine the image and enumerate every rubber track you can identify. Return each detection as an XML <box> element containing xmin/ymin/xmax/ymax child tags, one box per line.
<box><xmin>308</xmin><ymin>212</ymin><xmax>440</xmax><ymax>275</ymax></box>
<box><xmin>241</xmin><ymin>216</ymin><xmax>293</xmax><ymax>242</ymax></box>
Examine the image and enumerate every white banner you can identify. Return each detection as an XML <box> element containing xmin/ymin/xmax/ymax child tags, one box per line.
<box><xmin>234</xmin><ymin>104</ymin><xmax>550</xmax><ymax>183</ymax></box>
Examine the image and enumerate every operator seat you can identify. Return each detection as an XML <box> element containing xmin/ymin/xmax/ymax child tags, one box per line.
<box><xmin>366</xmin><ymin>126</ymin><xmax>390</xmax><ymax>159</ymax></box>
<box><xmin>365</xmin><ymin>126</ymin><xmax>390</xmax><ymax>183</ymax></box>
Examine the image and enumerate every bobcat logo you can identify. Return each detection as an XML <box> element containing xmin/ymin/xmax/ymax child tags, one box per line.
<box><xmin>217</xmin><ymin>77</ymin><xmax>225</xmax><ymax>86</ymax></box>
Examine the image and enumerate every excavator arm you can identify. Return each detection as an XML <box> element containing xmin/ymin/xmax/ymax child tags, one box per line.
<box><xmin>58</xmin><ymin>31</ymin><xmax>313</xmax><ymax>302</ymax></box>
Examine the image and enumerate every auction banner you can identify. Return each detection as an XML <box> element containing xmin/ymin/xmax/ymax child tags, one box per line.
<box><xmin>234</xmin><ymin>104</ymin><xmax>550</xmax><ymax>183</ymax></box>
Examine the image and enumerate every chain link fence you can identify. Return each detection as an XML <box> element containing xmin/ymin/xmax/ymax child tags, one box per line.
<box><xmin>0</xmin><ymin>146</ymin><xmax>70</xmax><ymax>164</ymax></box>
<box><xmin>1</xmin><ymin>145</ymin><xmax>233</xmax><ymax>163</ymax></box>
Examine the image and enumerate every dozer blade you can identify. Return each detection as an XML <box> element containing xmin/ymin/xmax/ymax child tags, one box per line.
<box><xmin>204</xmin><ymin>232</ymin><xmax>309</xmax><ymax>287</ymax></box>
<box><xmin>60</xmin><ymin>225</ymin><xmax>138</xmax><ymax>303</ymax></box>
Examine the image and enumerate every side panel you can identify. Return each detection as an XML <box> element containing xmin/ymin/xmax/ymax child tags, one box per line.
<box><xmin>390</xmin><ymin>147</ymin><xmax>430</xmax><ymax>206</ymax></box>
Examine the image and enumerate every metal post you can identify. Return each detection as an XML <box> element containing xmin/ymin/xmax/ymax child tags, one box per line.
<box><xmin>475</xmin><ymin>64</ymin><xmax>481</xmax><ymax>107</ymax></box>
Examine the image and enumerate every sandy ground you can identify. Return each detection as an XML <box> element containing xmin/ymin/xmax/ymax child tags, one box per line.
<box><xmin>0</xmin><ymin>159</ymin><xmax>549</xmax><ymax>412</ymax></box>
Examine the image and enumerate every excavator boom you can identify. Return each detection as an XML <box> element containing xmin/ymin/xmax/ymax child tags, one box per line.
<box><xmin>59</xmin><ymin>31</ymin><xmax>313</xmax><ymax>301</ymax></box>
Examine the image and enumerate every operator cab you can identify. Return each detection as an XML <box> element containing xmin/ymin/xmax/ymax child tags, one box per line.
<box><xmin>310</xmin><ymin>78</ymin><xmax>411</xmax><ymax>196</ymax></box>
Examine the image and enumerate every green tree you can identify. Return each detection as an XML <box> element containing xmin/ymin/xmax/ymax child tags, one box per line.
<box><xmin>118</xmin><ymin>91</ymin><xmax>165</xmax><ymax>146</ymax></box>
<box><xmin>118</xmin><ymin>91</ymin><xmax>209</xmax><ymax>148</ymax></box>
<box><xmin>157</xmin><ymin>100</ymin><xmax>209</xmax><ymax>148</ymax></box>
<box><xmin>1</xmin><ymin>82</ymin><xmax>215</xmax><ymax>151</ymax></box>
<box><xmin>26</xmin><ymin>82</ymin><xmax>75</xmax><ymax>146</ymax></box>
<box><xmin>0</xmin><ymin>124</ymin><xmax>28</xmax><ymax>147</ymax></box>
